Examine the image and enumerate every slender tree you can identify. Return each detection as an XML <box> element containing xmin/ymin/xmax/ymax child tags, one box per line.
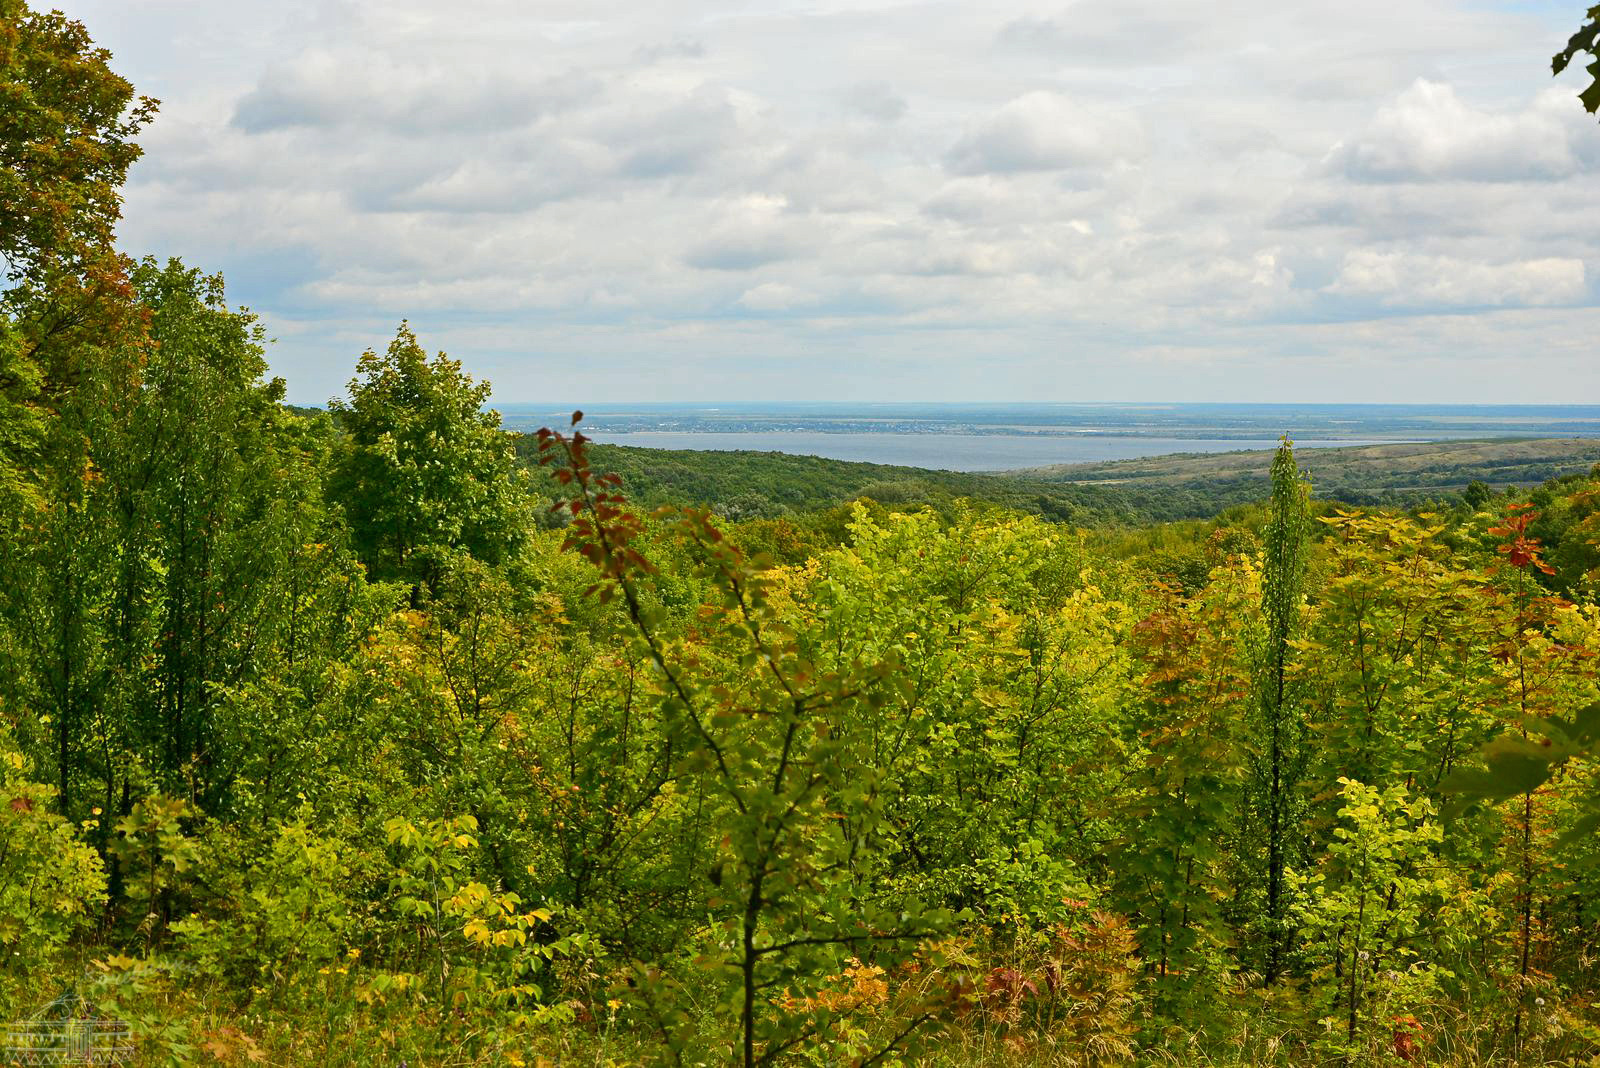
<box><xmin>1249</xmin><ymin>437</ymin><xmax>1310</xmax><ymax>984</ymax></box>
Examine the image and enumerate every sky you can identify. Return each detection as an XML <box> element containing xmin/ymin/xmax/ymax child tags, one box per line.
<box><xmin>52</xmin><ymin>0</ymin><xmax>1600</xmax><ymax>405</ymax></box>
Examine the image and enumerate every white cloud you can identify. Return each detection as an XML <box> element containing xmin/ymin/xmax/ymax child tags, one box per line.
<box><xmin>1327</xmin><ymin>250</ymin><xmax>1586</xmax><ymax>307</ymax></box>
<box><xmin>1327</xmin><ymin>79</ymin><xmax>1580</xmax><ymax>182</ymax></box>
<box><xmin>49</xmin><ymin>0</ymin><xmax>1600</xmax><ymax>401</ymax></box>
<box><xmin>944</xmin><ymin>91</ymin><xmax>1144</xmax><ymax>175</ymax></box>
<box><xmin>233</xmin><ymin>51</ymin><xmax>597</xmax><ymax>135</ymax></box>
<box><xmin>842</xmin><ymin>81</ymin><xmax>907</xmax><ymax>122</ymax></box>
<box><xmin>736</xmin><ymin>282</ymin><xmax>813</xmax><ymax>311</ymax></box>
<box><xmin>995</xmin><ymin>5</ymin><xmax>1219</xmax><ymax>66</ymax></box>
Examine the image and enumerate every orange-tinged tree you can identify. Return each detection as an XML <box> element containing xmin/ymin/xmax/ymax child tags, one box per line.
<box><xmin>0</xmin><ymin>0</ymin><xmax>155</xmax><ymax>285</ymax></box>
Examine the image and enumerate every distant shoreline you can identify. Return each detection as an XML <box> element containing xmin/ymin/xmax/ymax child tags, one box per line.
<box><xmin>492</xmin><ymin>403</ymin><xmax>1600</xmax><ymax>473</ymax></box>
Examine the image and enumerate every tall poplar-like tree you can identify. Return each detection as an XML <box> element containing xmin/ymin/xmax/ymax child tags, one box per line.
<box><xmin>1249</xmin><ymin>437</ymin><xmax>1310</xmax><ymax>984</ymax></box>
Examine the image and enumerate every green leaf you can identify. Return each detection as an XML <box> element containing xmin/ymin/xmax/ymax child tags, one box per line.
<box><xmin>1557</xmin><ymin>806</ymin><xmax>1600</xmax><ymax>850</ymax></box>
<box><xmin>1440</xmin><ymin>737</ymin><xmax>1556</xmax><ymax>802</ymax></box>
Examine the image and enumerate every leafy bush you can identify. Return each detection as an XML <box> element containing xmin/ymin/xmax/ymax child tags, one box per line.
<box><xmin>0</xmin><ymin>742</ymin><xmax>105</xmax><ymax>959</ymax></box>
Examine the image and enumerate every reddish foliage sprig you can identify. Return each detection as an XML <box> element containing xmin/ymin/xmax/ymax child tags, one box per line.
<box><xmin>535</xmin><ymin>411</ymin><xmax>778</xmax><ymax>646</ymax></box>
<box><xmin>535</xmin><ymin>411</ymin><xmax>744</xmax><ymax>791</ymax></box>
<box><xmin>535</xmin><ymin>410</ymin><xmax>657</xmax><ymax>602</ymax></box>
<box><xmin>1488</xmin><ymin>502</ymin><xmax>1556</xmax><ymax>577</ymax></box>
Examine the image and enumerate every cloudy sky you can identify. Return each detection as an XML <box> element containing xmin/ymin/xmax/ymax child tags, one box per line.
<box><xmin>56</xmin><ymin>0</ymin><xmax>1600</xmax><ymax>404</ymax></box>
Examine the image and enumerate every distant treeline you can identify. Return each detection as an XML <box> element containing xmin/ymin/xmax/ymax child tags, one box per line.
<box><xmin>508</xmin><ymin>433</ymin><xmax>1600</xmax><ymax>526</ymax></box>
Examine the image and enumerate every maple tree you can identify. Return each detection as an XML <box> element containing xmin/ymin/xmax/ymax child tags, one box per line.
<box><xmin>1556</xmin><ymin>6</ymin><xmax>1600</xmax><ymax>118</ymax></box>
<box><xmin>0</xmin><ymin>0</ymin><xmax>154</xmax><ymax>284</ymax></box>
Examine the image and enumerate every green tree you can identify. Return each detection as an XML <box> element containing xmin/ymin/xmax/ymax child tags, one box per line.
<box><xmin>0</xmin><ymin>259</ymin><xmax>370</xmax><ymax>827</ymax></box>
<box><xmin>0</xmin><ymin>267</ymin><xmax>147</xmax><ymax>817</ymax></box>
<box><xmin>537</xmin><ymin>420</ymin><xmax>953</xmax><ymax>1066</ymax></box>
<box><xmin>329</xmin><ymin>324</ymin><xmax>529</xmax><ymax>591</ymax></box>
<box><xmin>1289</xmin><ymin>779</ymin><xmax>1448</xmax><ymax>1058</ymax></box>
<box><xmin>805</xmin><ymin>506</ymin><xmax>1125</xmax><ymax>932</ymax></box>
<box><xmin>1303</xmin><ymin>511</ymin><xmax>1499</xmax><ymax>799</ymax></box>
<box><xmin>1248</xmin><ymin>438</ymin><xmax>1311</xmax><ymax>984</ymax></box>
<box><xmin>0</xmin><ymin>0</ymin><xmax>154</xmax><ymax>541</ymax></box>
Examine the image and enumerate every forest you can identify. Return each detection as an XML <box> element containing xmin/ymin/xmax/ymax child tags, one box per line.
<box><xmin>8</xmin><ymin>3</ymin><xmax>1600</xmax><ymax>1065</ymax></box>
<box><xmin>503</xmin><ymin>436</ymin><xmax>1600</xmax><ymax>529</ymax></box>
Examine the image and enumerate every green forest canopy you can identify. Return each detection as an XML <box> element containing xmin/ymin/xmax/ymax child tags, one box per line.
<box><xmin>6</xmin><ymin>3</ymin><xmax>1600</xmax><ymax>1065</ymax></box>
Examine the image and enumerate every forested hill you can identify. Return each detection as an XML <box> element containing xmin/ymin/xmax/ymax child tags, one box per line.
<box><xmin>1018</xmin><ymin>437</ymin><xmax>1600</xmax><ymax>500</ymax></box>
<box><xmin>510</xmin><ymin>432</ymin><xmax>1600</xmax><ymax>524</ymax></box>
<box><xmin>512</xmin><ymin>435</ymin><xmax>1112</xmax><ymax>522</ymax></box>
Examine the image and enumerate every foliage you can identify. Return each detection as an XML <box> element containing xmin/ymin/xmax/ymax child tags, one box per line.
<box><xmin>1288</xmin><ymin>779</ymin><xmax>1448</xmax><ymax>1058</ymax></box>
<box><xmin>0</xmin><ymin>0</ymin><xmax>155</xmax><ymax>282</ymax></box>
<box><xmin>1245</xmin><ymin>439</ymin><xmax>1311</xmax><ymax>983</ymax></box>
<box><xmin>0</xmin><ymin>732</ymin><xmax>104</xmax><ymax>959</ymax></box>
<box><xmin>7</xmin><ymin>5</ymin><xmax>1600</xmax><ymax>1063</ymax></box>
<box><xmin>536</xmin><ymin>417</ymin><xmax>957</xmax><ymax>1066</ymax></box>
<box><xmin>1555</xmin><ymin>5</ymin><xmax>1600</xmax><ymax>117</ymax></box>
<box><xmin>171</xmin><ymin>813</ymin><xmax>356</xmax><ymax>991</ymax></box>
<box><xmin>331</xmin><ymin>322</ymin><xmax>530</xmax><ymax>589</ymax></box>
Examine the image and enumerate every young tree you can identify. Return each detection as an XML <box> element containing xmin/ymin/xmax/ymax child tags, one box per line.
<box><xmin>329</xmin><ymin>324</ymin><xmax>529</xmax><ymax>591</ymax></box>
<box><xmin>1118</xmin><ymin>570</ymin><xmax>1252</xmax><ymax>1005</ymax></box>
<box><xmin>1248</xmin><ymin>437</ymin><xmax>1311</xmax><ymax>984</ymax></box>
<box><xmin>536</xmin><ymin>418</ymin><xmax>952</xmax><ymax>1066</ymax></box>
<box><xmin>1303</xmin><ymin>512</ymin><xmax>1499</xmax><ymax>800</ymax></box>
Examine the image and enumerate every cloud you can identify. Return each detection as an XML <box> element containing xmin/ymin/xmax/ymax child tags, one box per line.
<box><xmin>233</xmin><ymin>52</ymin><xmax>596</xmax><ymax>135</ymax></box>
<box><xmin>634</xmin><ymin>38</ymin><xmax>706</xmax><ymax>64</ymax></box>
<box><xmin>685</xmin><ymin>234</ymin><xmax>800</xmax><ymax>271</ymax></box>
<box><xmin>1327</xmin><ymin>250</ymin><xmax>1586</xmax><ymax>307</ymax></box>
<box><xmin>1326</xmin><ymin>79</ymin><xmax>1580</xmax><ymax>182</ymax></box>
<box><xmin>995</xmin><ymin>7</ymin><xmax>1216</xmax><ymax>65</ymax></box>
<box><xmin>945</xmin><ymin>91</ymin><xmax>1144</xmax><ymax>175</ymax></box>
<box><xmin>56</xmin><ymin>0</ymin><xmax>1600</xmax><ymax>402</ymax></box>
<box><xmin>842</xmin><ymin>81</ymin><xmax>907</xmax><ymax>123</ymax></box>
<box><xmin>389</xmin><ymin>151</ymin><xmax>604</xmax><ymax>214</ymax></box>
<box><xmin>736</xmin><ymin>282</ymin><xmax>813</xmax><ymax>311</ymax></box>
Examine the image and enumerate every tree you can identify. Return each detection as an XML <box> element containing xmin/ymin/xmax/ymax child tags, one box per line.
<box><xmin>1464</xmin><ymin>479</ymin><xmax>1492</xmax><ymax>511</ymax></box>
<box><xmin>1248</xmin><ymin>437</ymin><xmax>1311</xmax><ymax>984</ymax></box>
<box><xmin>1303</xmin><ymin>511</ymin><xmax>1499</xmax><ymax>799</ymax></box>
<box><xmin>1289</xmin><ymin>780</ymin><xmax>1447</xmax><ymax>1059</ymax></box>
<box><xmin>329</xmin><ymin>323</ymin><xmax>529</xmax><ymax>590</ymax></box>
<box><xmin>0</xmin><ymin>0</ymin><xmax>152</xmax><ymax>518</ymax></box>
<box><xmin>1118</xmin><ymin>571</ymin><xmax>1251</xmax><ymax>1008</ymax></box>
<box><xmin>536</xmin><ymin>419</ymin><xmax>953</xmax><ymax>1066</ymax></box>
<box><xmin>0</xmin><ymin>259</ymin><xmax>371</xmax><ymax>824</ymax></box>
<box><xmin>1555</xmin><ymin>6</ymin><xmax>1600</xmax><ymax>118</ymax></box>
<box><xmin>0</xmin><ymin>0</ymin><xmax>155</xmax><ymax>284</ymax></box>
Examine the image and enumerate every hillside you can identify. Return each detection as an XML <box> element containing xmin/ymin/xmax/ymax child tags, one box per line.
<box><xmin>512</xmin><ymin>435</ymin><xmax>1121</xmax><ymax>521</ymax></box>
<box><xmin>513</xmin><ymin>434</ymin><xmax>1600</xmax><ymax>523</ymax></box>
<box><xmin>1011</xmin><ymin>437</ymin><xmax>1600</xmax><ymax>505</ymax></box>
